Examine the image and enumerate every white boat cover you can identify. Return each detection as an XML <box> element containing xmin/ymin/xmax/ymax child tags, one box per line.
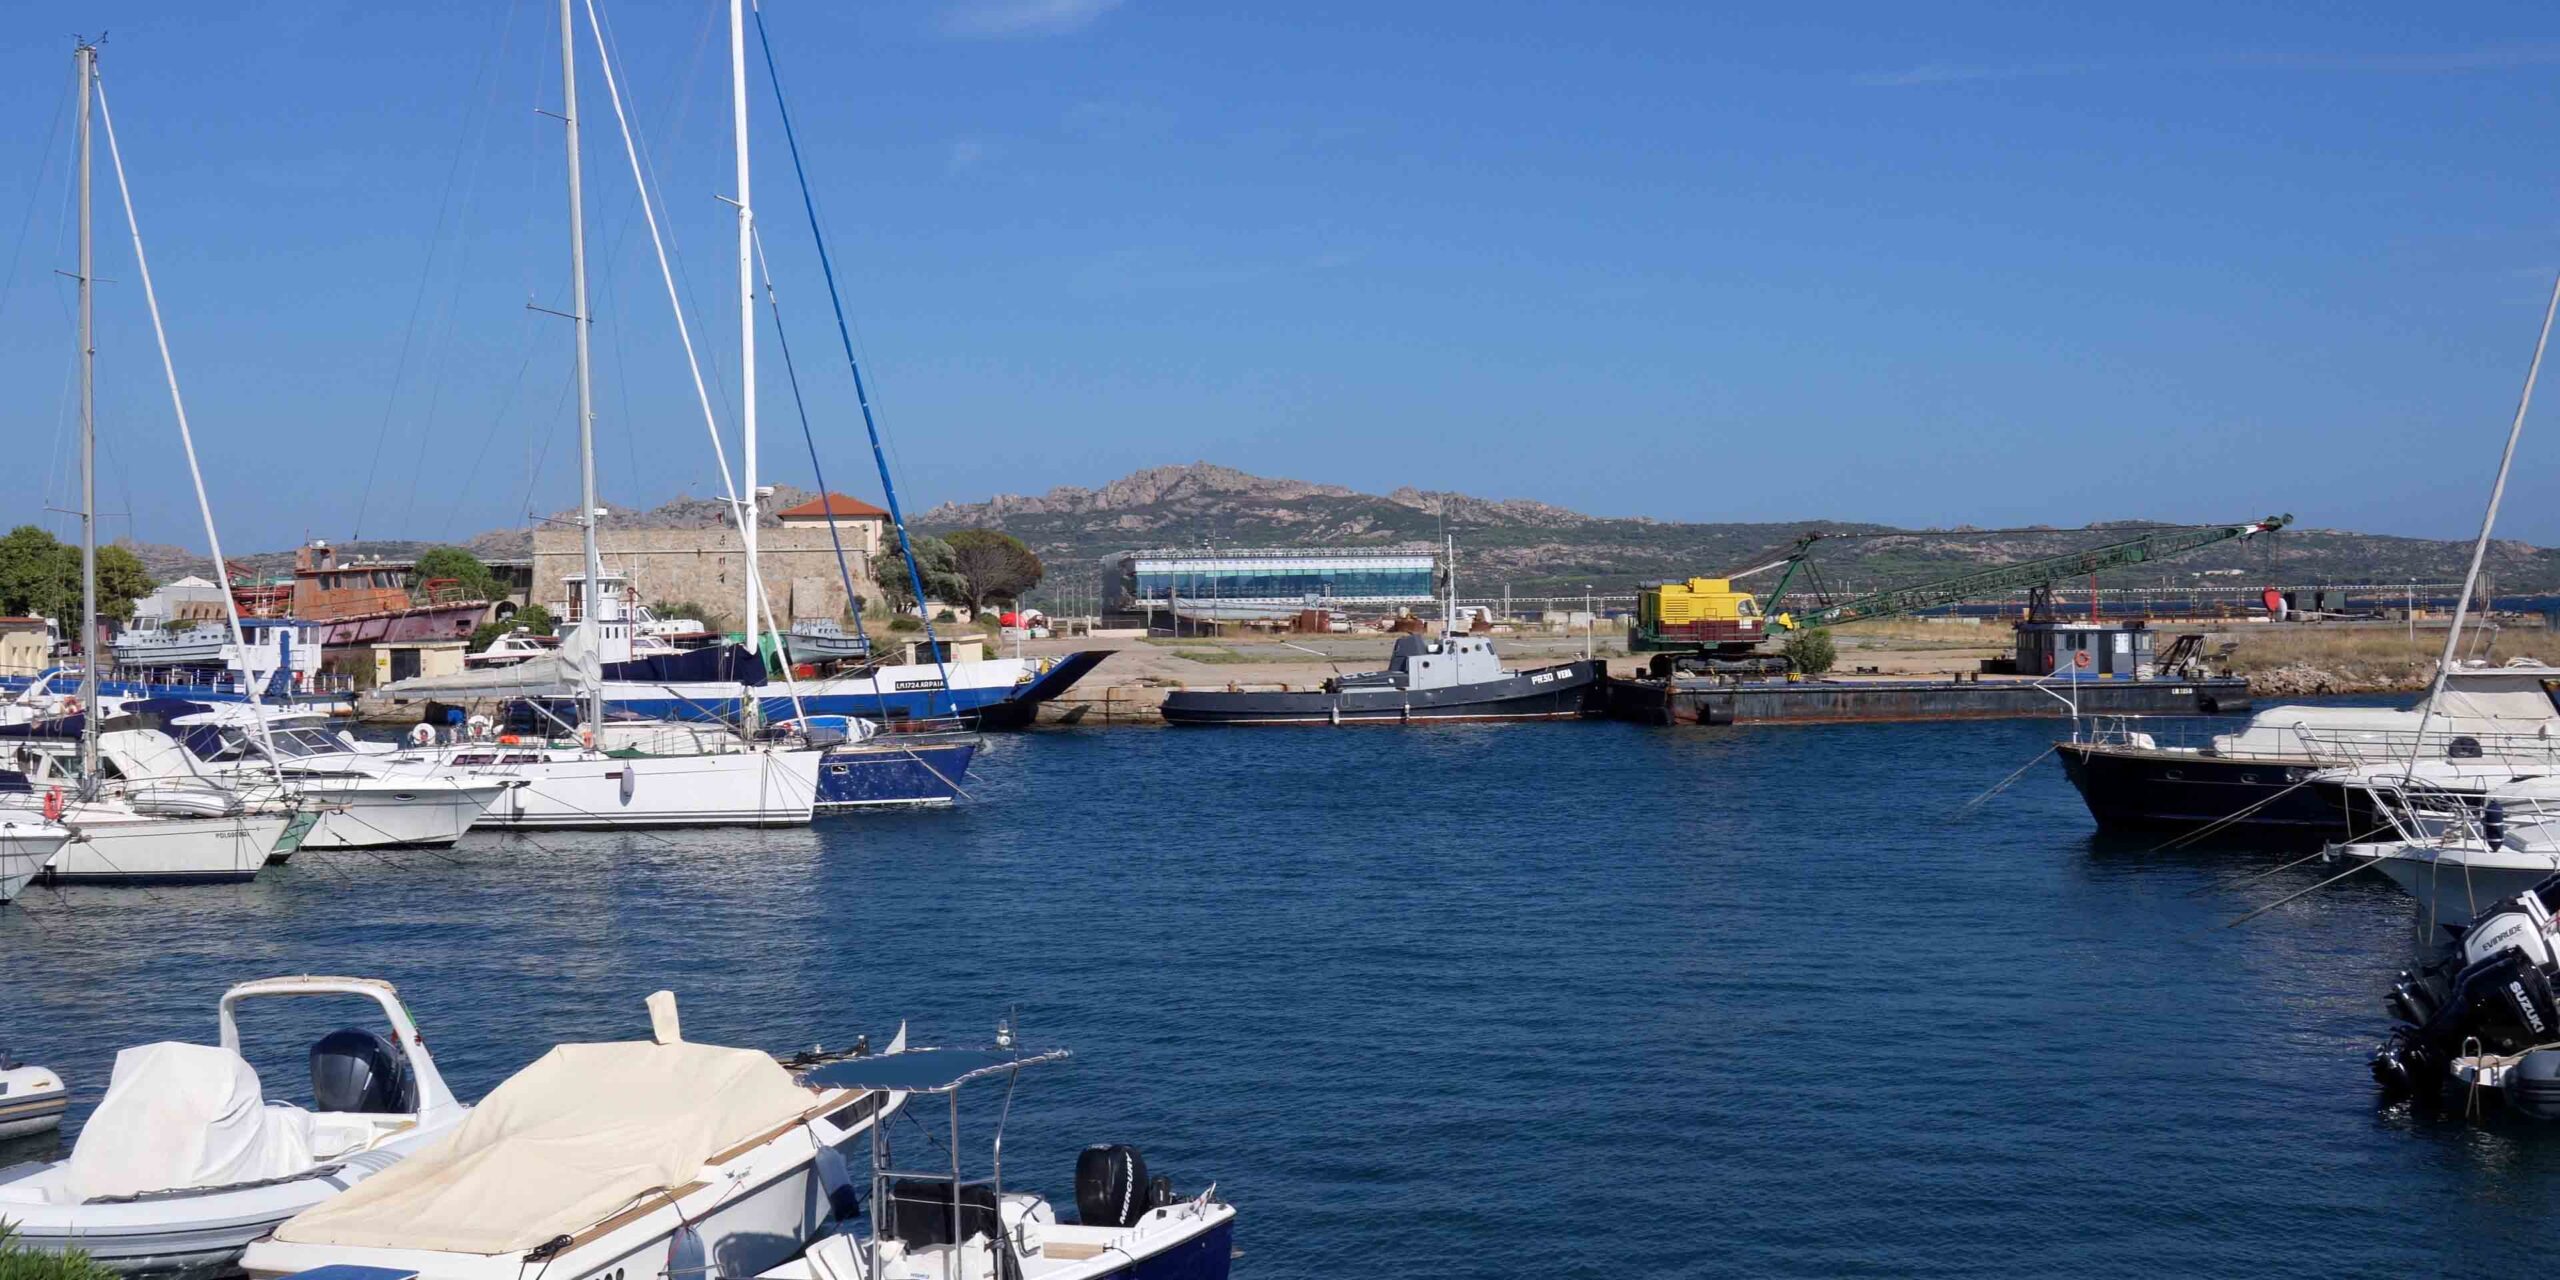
<box><xmin>272</xmin><ymin>1040</ymin><xmax>816</xmax><ymax>1255</ymax></box>
<box><xmin>64</xmin><ymin>1042</ymin><xmax>316</xmax><ymax>1201</ymax></box>
<box><xmin>378</xmin><ymin>654</ymin><xmax>583</xmax><ymax>700</ymax></box>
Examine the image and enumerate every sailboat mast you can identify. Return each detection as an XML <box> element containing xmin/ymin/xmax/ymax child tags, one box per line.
<box><xmin>558</xmin><ymin>0</ymin><xmax>604</xmax><ymax>733</ymax></box>
<box><xmin>75</xmin><ymin>41</ymin><xmax>97</xmax><ymax>780</ymax></box>
<box><xmin>731</xmin><ymin>0</ymin><xmax>758</xmax><ymax>652</ymax></box>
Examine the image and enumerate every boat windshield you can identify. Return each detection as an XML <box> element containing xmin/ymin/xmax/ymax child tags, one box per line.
<box><xmin>229</xmin><ymin>726</ymin><xmax>350</xmax><ymax>761</ymax></box>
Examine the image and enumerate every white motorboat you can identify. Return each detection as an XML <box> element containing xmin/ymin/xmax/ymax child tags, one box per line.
<box><xmin>0</xmin><ymin>976</ymin><xmax>468</xmax><ymax>1277</ymax></box>
<box><xmin>769</xmin><ymin>1042</ymin><xmax>1239</xmax><ymax>1280</ymax></box>
<box><xmin>0</xmin><ymin>815</ymin><xmax>71</xmax><ymax>903</ymax></box>
<box><xmin>0</xmin><ymin>795</ymin><xmax>287</xmax><ymax>886</ymax></box>
<box><xmin>89</xmin><ymin>722</ymin><xmax>508</xmax><ymax>852</ymax></box>
<box><xmin>242</xmin><ymin>993</ymin><xmax>902</xmax><ymax>1280</ymax></box>
<box><xmin>0</xmin><ymin>1054</ymin><xmax>67</xmax><ymax>1138</ymax></box>
<box><xmin>461</xmin><ymin>628</ymin><xmax>554</xmax><ymax>669</ymax></box>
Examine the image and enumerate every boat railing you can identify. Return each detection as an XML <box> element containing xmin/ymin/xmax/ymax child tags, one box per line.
<box><xmin>2073</xmin><ymin>714</ymin><xmax>2560</xmax><ymax>768</ymax></box>
<box><xmin>2344</xmin><ymin>773</ymin><xmax>2560</xmax><ymax>848</ymax></box>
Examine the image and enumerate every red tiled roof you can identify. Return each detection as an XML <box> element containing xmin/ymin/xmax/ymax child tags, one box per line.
<box><xmin>775</xmin><ymin>493</ymin><xmax>889</xmax><ymax>519</ymax></box>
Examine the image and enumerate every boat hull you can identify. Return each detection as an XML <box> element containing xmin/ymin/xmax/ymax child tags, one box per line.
<box><xmin>1</xmin><ymin>824</ymin><xmax>66</xmax><ymax>903</ymax></box>
<box><xmin>33</xmin><ymin>811</ymin><xmax>283</xmax><ymax>885</ymax></box>
<box><xmin>1161</xmin><ymin>660</ymin><xmax>1599</xmax><ymax>726</ymax></box>
<box><xmin>2055</xmin><ymin>742</ymin><xmax>2347</xmax><ymax>843</ymax></box>
<box><xmin>295</xmin><ymin>780</ymin><xmax>509</xmax><ymax>850</ymax></box>
<box><xmin>2362</xmin><ymin>850</ymin><xmax>2558</xmax><ymax>921</ymax></box>
<box><xmin>815</xmin><ymin>739</ymin><xmax>977</xmax><ymax>810</ymax></box>
<box><xmin>459</xmin><ymin>748</ymin><xmax>823</xmax><ymax>829</ymax></box>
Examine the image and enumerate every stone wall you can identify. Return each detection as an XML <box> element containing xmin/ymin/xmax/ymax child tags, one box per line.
<box><xmin>531</xmin><ymin>526</ymin><xmax>879</xmax><ymax>629</ymax></box>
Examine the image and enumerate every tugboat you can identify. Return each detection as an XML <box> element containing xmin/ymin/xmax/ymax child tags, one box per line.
<box><xmin>1162</xmin><ymin>631</ymin><xmax>1597</xmax><ymax>726</ymax></box>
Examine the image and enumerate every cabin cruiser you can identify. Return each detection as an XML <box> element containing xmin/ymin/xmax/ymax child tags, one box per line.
<box><xmin>784</xmin><ymin>618</ymin><xmax>872</xmax><ymax>664</ymax></box>
<box><xmin>7</xmin><ymin>719</ymin><xmax>491</xmax><ymax>856</ymax></box>
<box><xmin>1</xmin><ymin>815</ymin><xmax>72</xmax><ymax>903</ymax></box>
<box><xmin>765</xmin><ymin>1042</ymin><xmax>1237</xmax><ymax>1280</ymax></box>
<box><xmin>1160</xmin><ymin>631</ymin><xmax>1598</xmax><ymax>725</ymax></box>
<box><xmin>2326</xmin><ymin>770</ymin><xmax>2560</xmax><ymax>922</ymax></box>
<box><xmin>0</xmin><ymin>1051</ymin><xmax>67</xmax><ymax>1137</ymax></box>
<box><xmin>2055</xmin><ymin>658</ymin><xmax>2560</xmax><ymax>841</ymax></box>
<box><xmin>242</xmin><ymin>994</ymin><xmax>902</xmax><ymax>1280</ymax></box>
<box><xmin>0</xmin><ymin>977</ymin><xmax>467</xmax><ymax>1276</ymax></box>
<box><xmin>0</xmin><ymin>786</ymin><xmax>292</xmax><ymax>885</ymax></box>
<box><xmin>460</xmin><ymin>628</ymin><xmax>554</xmax><ymax>669</ymax></box>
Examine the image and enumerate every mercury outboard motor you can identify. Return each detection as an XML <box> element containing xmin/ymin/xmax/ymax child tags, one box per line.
<box><xmin>2374</xmin><ymin>872</ymin><xmax>2560</xmax><ymax>1101</ymax></box>
<box><xmin>1075</xmin><ymin>1145</ymin><xmax>1149</xmax><ymax>1228</ymax></box>
<box><xmin>311</xmin><ymin>1028</ymin><xmax>415</xmax><ymax>1114</ymax></box>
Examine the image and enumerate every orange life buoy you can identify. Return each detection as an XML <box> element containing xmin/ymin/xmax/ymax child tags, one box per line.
<box><xmin>43</xmin><ymin>786</ymin><xmax>63</xmax><ymax>822</ymax></box>
<box><xmin>498</xmin><ymin>733</ymin><xmax>521</xmax><ymax>746</ymax></box>
<box><xmin>2073</xmin><ymin>650</ymin><xmax>2091</xmax><ymax>670</ymax></box>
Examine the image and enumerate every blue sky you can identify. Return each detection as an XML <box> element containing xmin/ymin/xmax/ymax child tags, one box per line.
<box><xmin>4</xmin><ymin>1</ymin><xmax>2559</xmax><ymax>553</ymax></box>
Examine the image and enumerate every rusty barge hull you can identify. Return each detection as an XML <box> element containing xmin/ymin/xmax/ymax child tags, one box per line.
<box><xmin>1599</xmin><ymin>675</ymin><xmax>2252</xmax><ymax>726</ymax></box>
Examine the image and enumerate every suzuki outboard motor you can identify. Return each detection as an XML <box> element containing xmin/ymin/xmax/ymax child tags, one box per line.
<box><xmin>311</xmin><ymin>1028</ymin><xmax>415</xmax><ymax>1114</ymax></box>
<box><xmin>2374</xmin><ymin>872</ymin><xmax>2560</xmax><ymax>1101</ymax></box>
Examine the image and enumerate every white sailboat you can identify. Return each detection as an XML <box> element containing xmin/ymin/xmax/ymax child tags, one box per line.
<box><xmin>0</xmin><ymin>40</ymin><xmax>306</xmax><ymax>886</ymax></box>
<box><xmin>0</xmin><ymin>816</ymin><xmax>70</xmax><ymax>903</ymax></box>
<box><xmin>301</xmin><ymin>0</ymin><xmax>826</xmax><ymax>829</ymax></box>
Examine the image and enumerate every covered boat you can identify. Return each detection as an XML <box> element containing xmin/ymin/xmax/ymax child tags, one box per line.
<box><xmin>243</xmin><ymin>995</ymin><xmax>901</xmax><ymax>1280</ymax></box>
<box><xmin>0</xmin><ymin>977</ymin><xmax>466</xmax><ymax>1277</ymax></box>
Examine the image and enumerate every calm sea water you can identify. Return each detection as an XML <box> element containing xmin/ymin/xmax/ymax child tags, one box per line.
<box><xmin>4</xmin><ymin>717</ymin><xmax>2555</xmax><ymax>1277</ymax></box>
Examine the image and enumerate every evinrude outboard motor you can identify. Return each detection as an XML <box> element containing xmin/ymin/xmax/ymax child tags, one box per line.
<box><xmin>311</xmin><ymin>1028</ymin><xmax>415</xmax><ymax>1114</ymax></box>
<box><xmin>2374</xmin><ymin>872</ymin><xmax>2560</xmax><ymax>1101</ymax></box>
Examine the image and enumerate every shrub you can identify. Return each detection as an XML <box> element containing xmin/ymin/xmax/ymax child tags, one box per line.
<box><xmin>0</xmin><ymin>1226</ymin><xmax>118</xmax><ymax>1280</ymax></box>
<box><xmin>1781</xmin><ymin>627</ymin><xmax>1837</xmax><ymax>676</ymax></box>
<box><xmin>888</xmin><ymin>617</ymin><xmax>922</xmax><ymax>633</ymax></box>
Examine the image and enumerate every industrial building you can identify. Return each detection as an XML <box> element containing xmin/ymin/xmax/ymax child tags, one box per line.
<box><xmin>1103</xmin><ymin>545</ymin><xmax>1439</xmax><ymax>628</ymax></box>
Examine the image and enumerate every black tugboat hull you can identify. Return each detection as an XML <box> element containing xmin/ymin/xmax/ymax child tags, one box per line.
<box><xmin>1161</xmin><ymin>660</ymin><xmax>1601</xmax><ymax>725</ymax></box>
<box><xmin>2056</xmin><ymin>741</ymin><xmax>2349</xmax><ymax>842</ymax></box>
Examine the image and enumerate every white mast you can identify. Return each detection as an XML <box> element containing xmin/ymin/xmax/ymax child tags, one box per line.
<box><xmin>74</xmin><ymin>40</ymin><xmax>97</xmax><ymax>782</ymax></box>
<box><xmin>731</xmin><ymin>0</ymin><xmax>759</xmax><ymax>653</ymax></box>
<box><xmin>558</xmin><ymin>0</ymin><xmax>605</xmax><ymax>734</ymax></box>
<box><xmin>1444</xmin><ymin>534</ymin><xmax>1457</xmax><ymax>637</ymax></box>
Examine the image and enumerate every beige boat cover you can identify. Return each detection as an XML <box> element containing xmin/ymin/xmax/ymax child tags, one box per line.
<box><xmin>65</xmin><ymin>1042</ymin><xmax>316</xmax><ymax>1200</ymax></box>
<box><xmin>273</xmin><ymin>1040</ymin><xmax>816</xmax><ymax>1254</ymax></box>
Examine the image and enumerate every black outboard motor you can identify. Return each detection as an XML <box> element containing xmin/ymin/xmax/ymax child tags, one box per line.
<box><xmin>1075</xmin><ymin>1145</ymin><xmax>1149</xmax><ymax>1228</ymax></box>
<box><xmin>311</xmin><ymin>1028</ymin><xmax>416</xmax><ymax>1114</ymax></box>
<box><xmin>2373</xmin><ymin>872</ymin><xmax>2560</xmax><ymax>1101</ymax></box>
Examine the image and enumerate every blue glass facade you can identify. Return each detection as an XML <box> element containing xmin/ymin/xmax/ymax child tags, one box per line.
<box><xmin>1108</xmin><ymin>550</ymin><xmax>1439</xmax><ymax>613</ymax></box>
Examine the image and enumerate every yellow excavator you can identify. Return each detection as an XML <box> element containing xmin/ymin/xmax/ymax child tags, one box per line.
<box><xmin>1629</xmin><ymin>516</ymin><xmax>2290</xmax><ymax>677</ymax></box>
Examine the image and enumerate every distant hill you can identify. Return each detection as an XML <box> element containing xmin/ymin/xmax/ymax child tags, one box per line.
<box><xmin>116</xmin><ymin>464</ymin><xmax>2560</xmax><ymax>597</ymax></box>
<box><xmin>913</xmin><ymin>462</ymin><xmax>2560</xmax><ymax>595</ymax></box>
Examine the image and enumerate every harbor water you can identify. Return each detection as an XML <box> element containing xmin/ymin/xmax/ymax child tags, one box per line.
<box><xmin>2</xmin><ymin>717</ymin><xmax>2551</xmax><ymax>1277</ymax></box>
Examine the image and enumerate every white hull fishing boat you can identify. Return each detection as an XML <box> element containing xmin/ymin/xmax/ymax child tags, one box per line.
<box><xmin>771</xmin><ymin>1032</ymin><xmax>1239</xmax><ymax>1280</ymax></box>
<box><xmin>0</xmin><ymin>817</ymin><xmax>71</xmax><ymax>902</ymax></box>
<box><xmin>242</xmin><ymin>993</ymin><xmax>902</xmax><ymax>1280</ymax></box>
<box><xmin>0</xmin><ymin>976</ymin><xmax>468</xmax><ymax>1277</ymax></box>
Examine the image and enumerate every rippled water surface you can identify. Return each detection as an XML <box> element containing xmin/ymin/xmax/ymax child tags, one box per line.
<box><xmin>5</xmin><ymin>718</ymin><xmax>2555</xmax><ymax>1277</ymax></box>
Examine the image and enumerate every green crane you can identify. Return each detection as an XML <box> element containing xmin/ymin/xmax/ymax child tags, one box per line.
<box><xmin>1760</xmin><ymin>514</ymin><xmax>2293</xmax><ymax>630</ymax></box>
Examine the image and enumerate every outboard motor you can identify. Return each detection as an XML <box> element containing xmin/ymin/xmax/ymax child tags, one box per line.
<box><xmin>1075</xmin><ymin>1144</ymin><xmax>1148</xmax><ymax>1228</ymax></box>
<box><xmin>310</xmin><ymin>1028</ymin><xmax>415</xmax><ymax>1114</ymax></box>
<box><xmin>2374</xmin><ymin>874</ymin><xmax>2560</xmax><ymax>1101</ymax></box>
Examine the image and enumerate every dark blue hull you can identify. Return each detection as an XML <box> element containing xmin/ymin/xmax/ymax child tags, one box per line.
<box><xmin>1105</xmin><ymin>1218</ymin><xmax>1233</xmax><ymax>1280</ymax></box>
<box><xmin>816</xmin><ymin>740</ymin><xmax>978</xmax><ymax>809</ymax></box>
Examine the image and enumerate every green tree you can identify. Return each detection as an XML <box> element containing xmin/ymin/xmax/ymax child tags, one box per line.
<box><xmin>414</xmin><ymin>546</ymin><xmax>503</xmax><ymax>603</ymax></box>
<box><xmin>0</xmin><ymin>526</ymin><xmax>154</xmax><ymax>623</ymax></box>
<box><xmin>515</xmin><ymin>603</ymin><xmax>557</xmax><ymax>635</ymax></box>
<box><xmin>1780</xmin><ymin>626</ymin><xmax>1837</xmax><ymax>676</ymax></box>
<box><xmin>943</xmin><ymin>528</ymin><xmax>1045</xmax><ymax>611</ymax></box>
<box><xmin>878</xmin><ymin>532</ymin><xmax>968</xmax><ymax>611</ymax></box>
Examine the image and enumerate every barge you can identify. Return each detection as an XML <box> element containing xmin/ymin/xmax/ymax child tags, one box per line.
<box><xmin>1600</xmin><ymin>671</ymin><xmax>2250</xmax><ymax>725</ymax></box>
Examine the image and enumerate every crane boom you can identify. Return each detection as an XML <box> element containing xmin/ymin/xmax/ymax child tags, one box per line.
<box><xmin>1773</xmin><ymin>514</ymin><xmax>2292</xmax><ymax>629</ymax></box>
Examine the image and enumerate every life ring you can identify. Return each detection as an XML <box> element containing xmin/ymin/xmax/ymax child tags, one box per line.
<box><xmin>409</xmin><ymin>723</ymin><xmax>437</xmax><ymax>747</ymax></box>
<box><xmin>2073</xmin><ymin>650</ymin><xmax>2091</xmax><ymax>670</ymax></box>
<box><xmin>467</xmin><ymin>714</ymin><xmax>493</xmax><ymax>740</ymax></box>
<box><xmin>61</xmin><ymin>697</ymin><xmax>79</xmax><ymax>717</ymax></box>
<box><xmin>580</xmin><ymin>727</ymin><xmax>595</xmax><ymax>750</ymax></box>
